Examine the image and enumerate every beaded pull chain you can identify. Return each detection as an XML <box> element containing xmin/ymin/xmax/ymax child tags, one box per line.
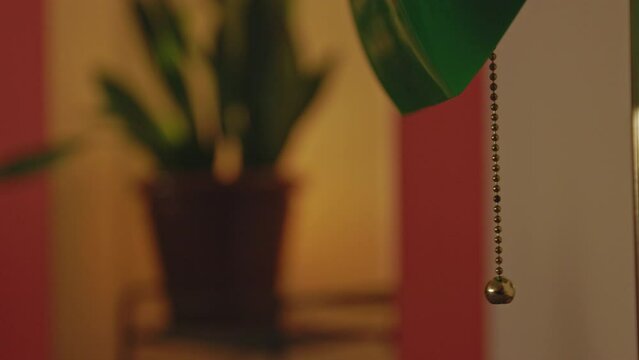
<box><xmin>484</xmin><ymin>53</ymin><xmax>516</xmax><ymax>305</ymax></box>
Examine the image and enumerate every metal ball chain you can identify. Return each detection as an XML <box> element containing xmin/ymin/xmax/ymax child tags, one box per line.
<box><xmin>484</xmin><ymin>52</ymin><xmax>515</xmax><ymax>305</ymax></box>
<box><xmin>489</xmin><ymin>53</ymin><xmax>504</xmax><ymax>278</ymax></box>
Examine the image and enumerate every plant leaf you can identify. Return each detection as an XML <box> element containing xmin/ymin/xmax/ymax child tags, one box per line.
<box><xmin>99</xmin><ymin>74</ymin><xmax>174</xmax><ymax>166</ymax></box>
<box><xmin>156</xmin><ymin>0</ymin><xmax>187</xmax><ymax>56</ymax></box>
<box><xmin>134</xmin><ymin>0</ymin><xmax>187</xmax><ymax>68</ymax></box>
<box><xmin>350</xmin><ymin>0</ymin><xmax>525</xmax><ymax>113</ymax></box>
<box><xmin>133</xmin><ymin>0</ymin><xmax>196</xmax><ymax>136</ymax></box>
<box><xmin>210</xmin><ymin>0</ymin><xmax>251</xmax><ymax>137</ymax></box>
<box><xmin>249</xmin><ymin>68</ymin><xmax>329</xmax><ymax>167</ymax></box>
<box><xmin>162</xmin><ymin>66</ymin><xmax>197</xmax><ymax>133</ymax></box>
<box><xmin>240</xmin><ymin>0</ymin><xmax>329</xmax><ymax>167</ymax></box>
<box><xmin>211</xmin><ymin>0</ymin><xmax>329</xmax><ymax>168</ymax></box>
<box><xmin>0</xmin><ymin>143</ymin><xmax>74</xmax><ymax>180</ymax></box>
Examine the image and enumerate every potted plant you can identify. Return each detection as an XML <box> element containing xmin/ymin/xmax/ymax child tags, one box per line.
<box><xmin>100</xmin><ymin>0</ymin><xmax>328</xmax><ymax>333</ymax></box>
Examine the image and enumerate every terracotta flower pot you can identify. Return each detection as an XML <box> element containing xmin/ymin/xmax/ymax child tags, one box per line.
<box><xmin>146</xmin><ymin>171</ymin><xmax>291</xmax><ymax>332</ymax></box>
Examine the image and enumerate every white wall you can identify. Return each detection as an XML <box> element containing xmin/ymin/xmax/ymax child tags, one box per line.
<box><xmin>493</xmin><ymin>0</ymin><xmax>637</xmax><ymax>359</ymax></box>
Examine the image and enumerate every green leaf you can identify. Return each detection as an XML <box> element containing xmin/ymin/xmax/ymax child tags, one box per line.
<box><xmin>134</xmin><ymin>0</ymin><xmax>187</xmax><ymax>68</ymax></box>
<box><xmin>234</xmin><ymin>0</ymin><xmax>329</xmax><ymax>168</ymax></box>
<box><xmin>246</xmin><ymin>66</ymin><xmax>329</xmax><ymax>167</ymax></box>
<box><xmin>211</xmin><ymin>0</ymin><xmax>329</xmax><ymax>168</ymax></box>
<box><xmin>210</xmin><ymin>0</ymin><xmax>251</xmax><ymax>137</ymax></box>
<box><xmin>350</xmin><ymin>0</ymin><xmax>525</xmax><ymax>114</ymax></box>
<box><xmin>133</xmin><ymin>0</ymin><xmax>196</xmax><ymax>136</ymax></box>
<box><xmin>162</xmin><ymin>66</ymin><xmax>197</xmax><ymax>134</ymax></box>
<box><xmin>99</xmin><ymin>74</ymin><xmax>173</xmax><ymax>165</ymax></box>
<box><xmin>156</xmin><ymin>0</ymin><xmax>188</xmax><ymax>56</ymax></box>
<box><xmin>100</xmin><ymin>75</ymin><xmax>213</xmax><ymax>171</ymax></box>
<box><xmin>0</xmin><ymin>143</ymin><xmax>74</xmax><ymax>180</ymax></box>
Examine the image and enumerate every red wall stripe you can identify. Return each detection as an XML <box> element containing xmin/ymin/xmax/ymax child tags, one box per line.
<box><xmin>400</xmin><ymin>73</ymin><xmax>486</xmax><ymax>360</ymax></box>
<box><xmin>0</xmin><ymin>1</ymin><xmax>50</xmax><ymax>359</ymax></box>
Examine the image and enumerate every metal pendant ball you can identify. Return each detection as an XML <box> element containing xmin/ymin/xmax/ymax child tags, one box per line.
<box><xmin>485</xmin><ymin>276</ymin><xmax>516</xmax><ymax>305</ymax></box>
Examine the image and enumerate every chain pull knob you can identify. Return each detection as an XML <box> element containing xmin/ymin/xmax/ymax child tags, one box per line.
<box><xmin>484</xmin><ymin>52</ymin><xmax>515</xmax><ymax>305</ymax></box>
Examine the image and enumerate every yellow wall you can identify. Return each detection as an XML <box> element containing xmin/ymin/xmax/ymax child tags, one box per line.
<box><xmin>49</xmin><ymin>0</ymin><xmax>396</xmax><ymax>359</ymax></box>
<box><xmin>282</xmin><ymin>1</ymin><xmax>397</xmax><ymax>295</ymax></box>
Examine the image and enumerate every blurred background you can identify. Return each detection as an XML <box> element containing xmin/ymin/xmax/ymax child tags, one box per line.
<box><xmin>4</xmin><ymin>0</ymin><xmax>397</xmax><ymax>359</ymax></box>
<box><xmin>51</xmin><ymin>0</ymin><xmax>397</xmax><ymax>359</ymax></box>
<box><xmin>1</xmin><ymin>1</ymin><xmax>638</xmax><ymax>360</ymax></box>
